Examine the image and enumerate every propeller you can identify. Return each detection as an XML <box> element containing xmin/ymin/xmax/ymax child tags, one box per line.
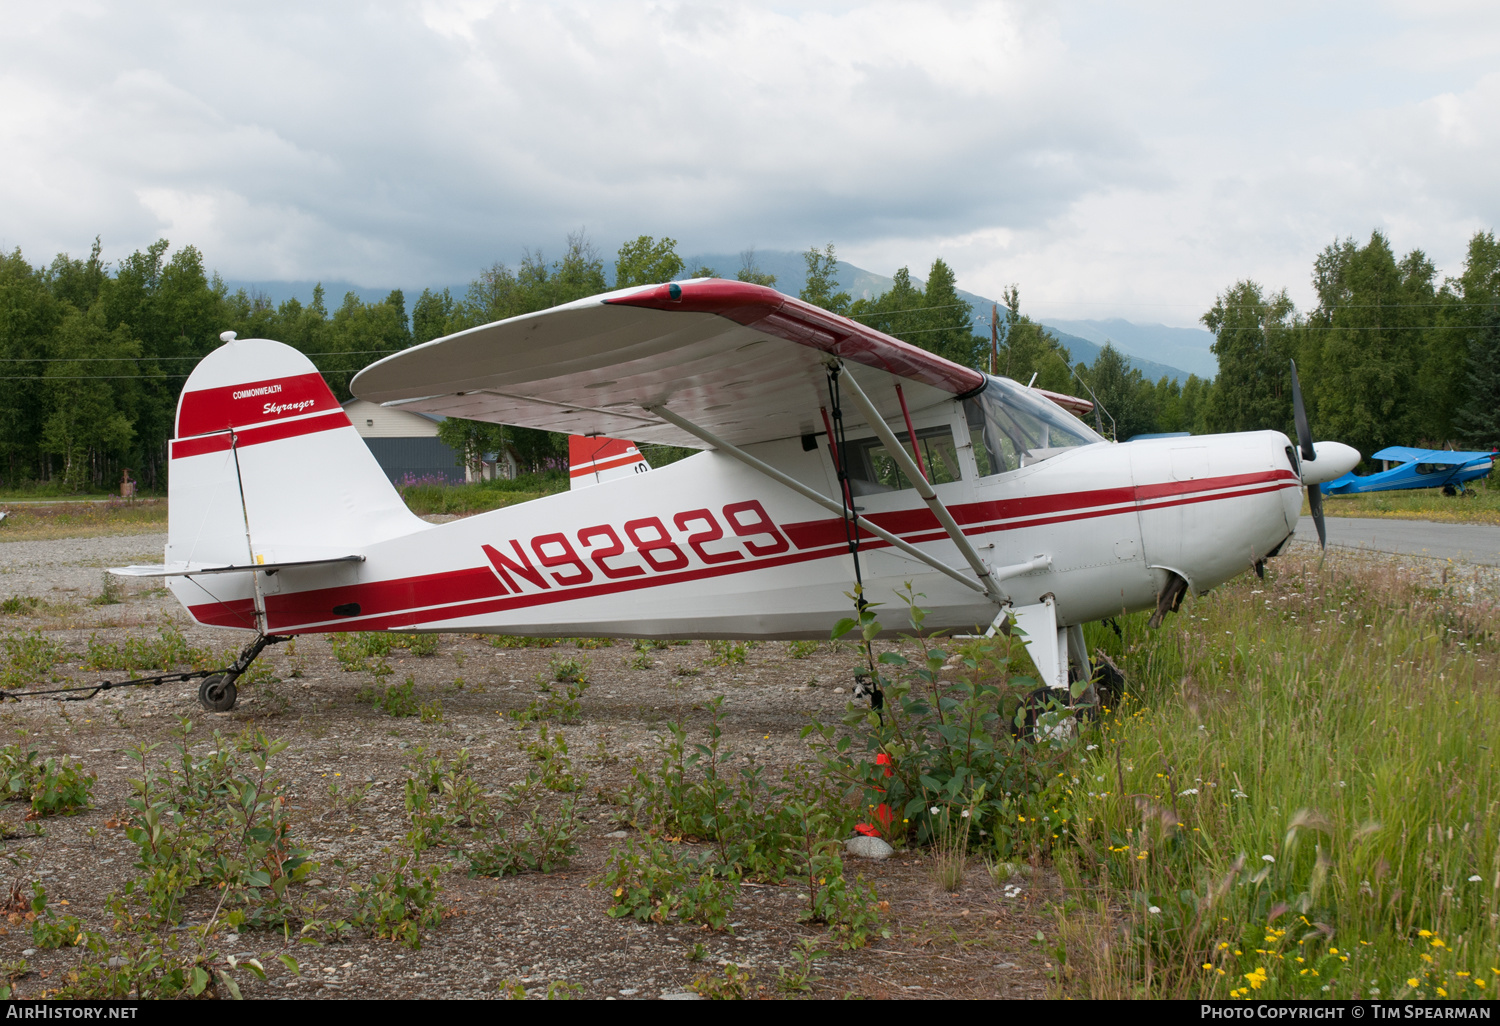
<box><xmin>1289</xmin><ymin>360</ymin><xmax>1326</xmax><ymax>550</ymax></box>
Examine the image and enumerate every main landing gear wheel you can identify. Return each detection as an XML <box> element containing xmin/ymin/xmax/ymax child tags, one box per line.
<box><xmin>198</xmin><ymin>674</ymin><xmax>238</xmax><ymax>713</ymax></box>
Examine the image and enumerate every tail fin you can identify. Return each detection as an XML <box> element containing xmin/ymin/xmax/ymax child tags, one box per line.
<box><xmin>568</xmin><ymin>434</ymin><xmax>651</xmax><ymax>490</ymax></box>
<box><xmin>167</xmin><ymin>338</ymin><xmax>423</xmax><ymax>572</ymax></box>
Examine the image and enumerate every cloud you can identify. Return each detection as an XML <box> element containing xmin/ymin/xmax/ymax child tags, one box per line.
<box><xmin>0</xmin><ymin>1</ymin><xmax>1496</xmax><ymax>325</ymax></box>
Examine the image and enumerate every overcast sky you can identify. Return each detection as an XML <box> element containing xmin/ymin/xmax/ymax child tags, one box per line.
<box><xmin>2</xmin><ymin>1</ymin><xmax>1496</xmax><ymax>327</ymax></box>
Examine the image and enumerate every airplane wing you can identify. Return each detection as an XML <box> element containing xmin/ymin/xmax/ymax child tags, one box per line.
<box><xmin>1031</xmin><ymin>387</ymin><xmax>1093</xmax><ymax>416</ymax></box>
<box><xmin>350</xmin><ymin>280</ymin><xmax>986</xmax><ymax>449</ymax></box>
<box><xmin>1371</xmin><ymin>446</ymin><xmax>1493</xmax><ymax>466</ymax></box>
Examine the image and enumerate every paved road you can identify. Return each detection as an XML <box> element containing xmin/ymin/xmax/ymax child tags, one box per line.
<box><xmin>1298</xmin><ymin>515</ymin><xmax>1500</xmax><ymax>565</ymax></box>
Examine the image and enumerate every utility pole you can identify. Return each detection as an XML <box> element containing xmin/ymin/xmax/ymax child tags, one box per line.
<box><xmin>990</xmin><ymin>303</ymin><xmax>1000</xmax><ymax>376</ymax></box>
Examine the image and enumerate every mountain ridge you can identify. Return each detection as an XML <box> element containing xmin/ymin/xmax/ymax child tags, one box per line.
<box><xmin>225</xmin><ymin>250</ymin><xmax>1218</xmax><ymax>384</ymax></box>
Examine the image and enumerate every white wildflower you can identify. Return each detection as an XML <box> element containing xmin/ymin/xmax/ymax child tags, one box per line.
<box><xmin>960</xmin><ymin>809</ymin><xmax>970</xmax><ymax>818</ymax></box>
<box><xmin>1178</xmin><ymin>788</ymin><xmax>1199</xmax><ymax>796</ymax></box>
<box><xmin>1469</xmin><ymin>875</ymin><xmax>1483</xmax><ymax>882</ymax></box>
<box><xmin>1262</xmin><ymin>855</ymin><xmax>1275</xmax><ymax>863</ymax></box>
<box><xmin>1148</xmin><ymin>906</ymin><xmax>1161</xmax><ymax>914</ymax></box>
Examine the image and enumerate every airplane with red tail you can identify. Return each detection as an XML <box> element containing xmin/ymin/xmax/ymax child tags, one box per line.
<box><xmin>111</xmin><ymin>279</ymin><xmax>1358</xmax><ymax>713</ymax></box>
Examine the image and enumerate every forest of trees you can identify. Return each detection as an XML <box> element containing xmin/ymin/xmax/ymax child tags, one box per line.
<box><xmin>0</xmin><ymin>227</ymin><xmax>1495</xmax><ymax>493</ymax></box>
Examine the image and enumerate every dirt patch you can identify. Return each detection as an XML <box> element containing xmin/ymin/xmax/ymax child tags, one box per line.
<box><xmin>0</xmin><ymin>539</ymin><xmax>1056</xmax><ymax>1000</ymax></box>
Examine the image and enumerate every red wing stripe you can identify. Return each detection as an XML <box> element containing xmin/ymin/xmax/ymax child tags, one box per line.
<box><xmin>170</xmin><ymin>409</ymin><xmax>352</xmax><ymax>459</ymax></box>
<box><xmin>606</xmin><ymin>280</ymin><xmax>986</xmax><ymax>396</ymax></box>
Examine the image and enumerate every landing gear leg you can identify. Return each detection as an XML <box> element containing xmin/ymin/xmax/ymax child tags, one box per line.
<box><xmin>196</xmin><ymin>634</ymin><xmax>288</xmax><ymax>713</ymax></box>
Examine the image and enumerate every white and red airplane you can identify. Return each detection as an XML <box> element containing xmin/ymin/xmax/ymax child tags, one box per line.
<box><xmin>112</xmin><ymin>279</ymin><xmax>1357</xmax><ymax>711</ymax></box>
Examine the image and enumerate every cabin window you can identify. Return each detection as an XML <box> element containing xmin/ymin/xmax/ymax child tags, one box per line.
<box><xmin>837</xmin><ymin>426</ymin><xmax>964</xmax><ymax>495</ymax></box>
<box><xmin>964</xmin><ymin>376</ymin><xmax>1103</xmax><ymax>477</ymax></box>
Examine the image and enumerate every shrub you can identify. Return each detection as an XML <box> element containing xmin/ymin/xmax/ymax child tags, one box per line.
<box><xmin>119</xmin><ymin>725</ymin><xmax>316</xmax><ymax>926</ymax></box>
<box><xmin>705</xmin><ymin>640</ymin><xmax>748</xmax><ymax>666</ymax></box>
<box><xmin>357</xmin><ymin>676</ymin><xmax>419</xmax><ymax>717</ymax></box>
<box><xmin>0</xmin><ymin>745</ymin><xmax>94</xmax><ymax>816</ymax></box>
<box><xmin>625</xmin><ymin>696</ymin><xmax>853</xmax><ymax>881</ymax></box>
<box><xmin>689</xmin><ymin>963</ymin><xmax>755</xmax><ymax>999</ymax></box>
<box><xmin>520</xmin><ymin>726</ymin><xmax>582</xmax><ymax>792</ymax></box>
<box><xmin>595</xmin><ymin>840</ymin><xmax>740</xmax><ymax>930</ymax></box>
<box><xmin>83</xmin><ymin>627</ymin><xmax>199</xmax><ymax>673</ymax></box>
<box><xmin>1</xmin><ymin>634</ymin><xmax>66</xmax><ymax>687</ymax></box>
<box><xmin>514</xmin><ymin>677</ymin><xmax>589</xmax><ymax>724</ymax></box>
<box><xmin>29</xmin><ymin>884</ymin><xmax>83</xmax><ymax>949</ymax></box>
<box><xmin>347</xmin><ymin>854</ymin><xmax>443</xmax><ymax>949</ymax></box>
<box><xmin>803</xmin><ymin>586</ymin><xmax>1076</xmax><ymax>855</ymax></box>
<box><xmin>549</xmin><ymin>654</ymin><xmax>589</xmax><ymax>684</ymax></box>
<box><xmin>466</xmin><ymin>799</ymin><xmax>581</xmax><ymax>878</ymax></box>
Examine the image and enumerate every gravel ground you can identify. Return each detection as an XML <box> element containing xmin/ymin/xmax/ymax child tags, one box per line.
<box><xmin>0</xmin><ymin>533</ymin><xmax>1057</xmax><ymax>1000</ymax></box>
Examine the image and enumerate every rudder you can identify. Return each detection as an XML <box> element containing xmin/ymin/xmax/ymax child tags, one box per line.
<box><xmin>167</xmin><ymin>337</ymin><xmax>424</xmax><ymax>575</ymax></box>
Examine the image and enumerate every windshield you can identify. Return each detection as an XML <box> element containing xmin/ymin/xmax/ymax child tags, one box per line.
<box><xmin>964</xmin><ymin>376</ymin><xmax>1104</xmax><ymax>477</ymax></box>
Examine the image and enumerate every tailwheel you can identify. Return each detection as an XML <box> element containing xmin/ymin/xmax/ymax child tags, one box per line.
<box><xmin>198</xmin><ymin>674</ymin><xmax>238</xmax><ymax>713</ymax></box>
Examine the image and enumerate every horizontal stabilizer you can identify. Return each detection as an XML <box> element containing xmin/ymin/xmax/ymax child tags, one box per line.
<box><xmin>109</xmin><ymin>555</ymin><xmax>365</xmax><ymax>578</ymax></box>
<box><xmin>569</xmin><ymin>434</ymin><xmax>651</xmax><ymax>490</ymax></box>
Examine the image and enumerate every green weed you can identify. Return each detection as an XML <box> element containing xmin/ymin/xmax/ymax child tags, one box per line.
<box><xmin>594</xmin><ymin>839</ymin><xmax>740</xmax><ymax>930</ymax></box>
<box><xmin>347</xmin><ymin>853</ymin><xmax>443</xmax><ymax>949</ymax></box>
<box><xmin>689</xmin><ymin>962</ymin><xmax>755</xmax><ymax>999</ymax></box>
<box><xmin>83</xmin><ymin>626</ymin><xmax>209</xmax><ymax>673</ymax></box>
<box><xmin>519</xmin><ymin>725</ymin><xmax>582</xmax><ymax>792</ymax></box>
<box><xmin>0</xmin><ymin>745</ymin><xmax>94</xmax><ymax>816</ymax></box>
<box><xmin>705</xmin><ymin>640</ymin><xmax>748</xmax><ymax>666</ymax></box>
<box><xmin>1</xmin><ymin>634</ymin><xmax>66</xmax><ymax>687</ymax></box>
<box><xmin>513</xmin><ymin>677</ymin><xmax>589</xmax><ymax>724</ymax></box>
<box><xmin>549</xmin><ymin>654</ymin><xmax>589</xmax><ymax>684</ymax></box>
<box><xmin>89</xmin><ymin>573</ymin><xmax>124</xmax><ymax>606</ymax></box>
<box><xmin>357</xmin><ymin>676</ymin><xmax>419</xmax><ymax>718</ymax></box>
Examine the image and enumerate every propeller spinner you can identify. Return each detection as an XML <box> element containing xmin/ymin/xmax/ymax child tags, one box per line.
<box><xmin>1289</xmin><ymin>360</ymin><xmax>1360</xmax><ymax>549</ymax></box>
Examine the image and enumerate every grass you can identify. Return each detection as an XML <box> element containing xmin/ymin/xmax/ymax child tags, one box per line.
<box><xmin>1052</xmin><ymin>550</ymin><xmax>1498</xmax><ymax>1000</ymax></box>
<box><xmin>397</xmin><ymin>471</ymin><xmax>566</xmax><ymax>517</ymax></box>
<box><xmin>0</xmin><ymin>500</ymin><xmax>166</xmax><ymax>542</ymax></box>
<box><xmin>1306</xmin><ymin>474</ymin><xmax>1500</xmax><ymax>525</ymax></box>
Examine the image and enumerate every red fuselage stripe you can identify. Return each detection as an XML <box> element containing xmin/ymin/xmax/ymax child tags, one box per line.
<box><xmin>187</xmin><ymin>470</ymin><xmax>1298</xmax><ymax>633</ymax></box>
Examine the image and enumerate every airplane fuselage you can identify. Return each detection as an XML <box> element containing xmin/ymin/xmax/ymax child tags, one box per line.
<box><xmin>170</xmin><ymin>394</ymin><xmax>1303</xmax><ymax>639</ymax></box>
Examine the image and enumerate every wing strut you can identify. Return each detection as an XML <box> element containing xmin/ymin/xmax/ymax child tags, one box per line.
<box><xmin>834</xmin><ymin>366</ymin><xmax>1008</xmax><ymax>605</ymax></box>
<box><xmin>644</xmin><ymin>403</ymin><xmax>992</xmax><ymax>599</ymax></box>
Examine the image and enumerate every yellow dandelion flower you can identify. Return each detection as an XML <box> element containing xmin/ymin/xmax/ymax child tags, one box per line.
<box><xmin>1408</xmin><ymin>978</ymin><xmax>1420</xmax><ymax>987</ymax></box>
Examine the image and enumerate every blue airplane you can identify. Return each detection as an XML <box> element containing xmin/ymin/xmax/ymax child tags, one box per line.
<box><xmin>1321</xmin><ymin>445</ymin><xmax>1495</xmax><ymax>495</ymax></box>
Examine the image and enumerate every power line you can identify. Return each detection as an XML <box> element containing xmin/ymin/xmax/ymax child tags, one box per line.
<box><xmin>0</xmin><ymin>349</ymin><xmax>401</xmax><ymax>364</ymax></box>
